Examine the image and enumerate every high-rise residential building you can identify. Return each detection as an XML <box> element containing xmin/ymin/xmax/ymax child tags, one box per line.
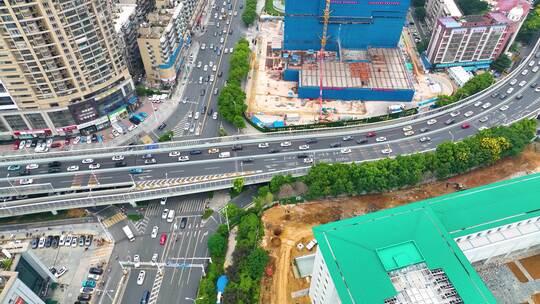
<box><xmin>490</xmin><ymin>0</ymin><xmax>531</xmax><ymax>53</ymax></box>
<box><xmin>284</xmin><ymin>0</ymin><xmax>410</xmax><ymax>51</ymax></box>
<box><xmin>307</xmin><ymin>173</ymin><xmax>540</xmax><ymax>304</ymax></box>
<box><xmin>0</xmin><ymin>0</ymin><xmax>136</xmax><ymax>138</ymax></box>
<box><xmin>137</xmin><ymin>0</ymin><xmax>199</xmax><ymax>88</ymax></box>
<box><xmin>426</xmin><ymin>13</ymin><xmax>509</xmax><ymax>69</ymax></box>
<box><xmin>425</xmin><ymin>0</ymin><xmax>462</xmax><ymax>30</ymax></box>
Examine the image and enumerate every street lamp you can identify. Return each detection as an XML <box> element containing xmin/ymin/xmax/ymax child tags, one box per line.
<box><xmin>185</xmin><ymin>297</ymin><xmax>204</xmax><ymax>302</ymax></box>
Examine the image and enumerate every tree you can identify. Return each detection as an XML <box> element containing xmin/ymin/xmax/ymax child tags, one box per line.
<box><xmin>491</xmin><ymin>54</ymin><xmax>512</xmax><ymax>73</ymax></box>
<box><xmin>416</xmin><ymin>40</ymin><xmax>428</xmax><ymax>53</ymax></box>
<box><xmin>517</xmin><ymin>4</ymin><xmax>540</xmax><ymax>43</ymax></box>
<box><xmin>412</xmin><ymin>0</ymin><xmax>425</xmax><ymax>7</ymax></box>
<box><xmin>233</xmin><ymin>177</ymin><xmax>245</xmax><ymax>193</ymax></box>
<box><xmin>245</xmin><ymin>248</ymin><xmax>269</xmax><ymax>279</ymax></box>
<box><xmin>414</xmin><ymin>7</ymin><xmax>426</xmax><ymax>22</ymax></box>
<box><xmin>435</xmin><ymin>94</ymin><xmax>457</xmax><ymax>107</ymax></box>
<box><xmin>456</xmin><ymin>0</ymin><xmax>489</xmax><ymax>15</ymax></box>
<box><xmin>208</xmin><ymin>233</ymin><xmax>228</xmax><ymax>258</ymax></box>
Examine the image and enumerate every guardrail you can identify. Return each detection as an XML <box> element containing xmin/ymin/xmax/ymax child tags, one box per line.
<box><xmin>0</xmin><ymin>167</ymin><xmax>309</xmax><ymax>217</ymax></box>
<box><xmin>2</xmin><ymin>38</ymin><xmax>538</xmax><ymax>164</ymax></box>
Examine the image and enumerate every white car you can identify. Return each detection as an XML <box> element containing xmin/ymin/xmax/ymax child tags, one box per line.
<box><xmin>151</xmin><ymin>253</ymin><xmax>159</xmax><ymax>264</ymax></box>
<box><xmin>479</xmin><ymin>126</ymin><xmax>488</xmax><ymax>131</ymax></box>
<box><xmin>402</xmin><ymin>125</ymin><xmax>412</xmax><ymax>132</ymax></box>
<box><xmin>201</xmin><ymin>43</ymin><xmax>206</xmax><ymax>50</ymax></box>
<box><xmin>162</xmin><ymin>209</ymin><xmax>169</xmax><ymax>220</ymax></box>
<box><xmin>169</xmin><ymin>151</ymin><xmax>180</xmax><ymax>157</ymax></box>
<box><xmin>536</xmin><ymin>87</ymin><xmax>540</xmax><ymax>93</ymax></box>
<box><xmin>71</xmin><ymin>237</ymin><xmax>78</xmax><ymax>247</ymax></box>
<box><xmin>81</xmin><ymin>158</ymin><xmax>94</xmax><ymax>164</ymax></box>
<box><xmin>519</xmin><ymin>80</ymin><xmax>527</xmax><ymax>87</ymax></box>
<box><xmin>128</xmin><ymin>124</ymin><xmax>137</xmax><ymax>132</ymax></box>
<box><xmin>381</xmin><ymin>148</ymin><xmax>393</xmax><ymax>154</ymax></box>
<box><xmin>89</xmin><ymin>163</ymin><xmax>100</xmax><ymax>169</ymax></box>
<box><xmin>506</xmin><ymin>87</ymin><xmax>514</xmax><ymax>94</ymax></box>
<box><xmin>298</xmin><ymin>145</ymin><xmax>310</xmax><ymax>150</ymax></box>
<box><xmin>499</xmin><ymin>105</ymin><xmax>509</xmax><ymax>111</ymax></box>
<box><xmin>340</xmin><ymin>148</ymin><xmax>352</xmax><ymax>154</ymax></box>
<box><xmin>375</xmin><ymin>136</ymin><xmax>387</xmax><ymax>142</ymax></box>
<box><xmin>303</xmin><ymin>158</ymin><xmax>314</xmax><ymax>164</ymax></box>
<box><xmin>26</xmin><ymin>163</ymin><xmax>39</xmax><ymax>170</ymax></box>
<box><xmin>19</xmin><ymin>178</ymin><xmax>33</xmax><ymax>185</ymax></box>
<box><xmin>482</xmin><ymin>102</ymin><xmax>491</xmax><ymax>109</ymax></box>
<box><xmin>112</xmin><ymin>155</ymin><xmax>124</xmax><ymax>161</ymax></box>
<box><xmin>212</xmin><ymin>112</ymin><xmax>218</xmax><ymax>120</ymax></box>
<box><xmin>67</xmin><ymin>165</ymin><xmax>79</xmax><ymax>172</ymax></box>
<box><xmin>133</xmin><ymin>255</ymin><xmax>141</xmax><ymax>268</ymax></box>
<box><xmin>55</xmin><ymin>266</ymin><xmax>67</xmax><ymax>278</ymax></box>
<box><xmin>450</xmin><ymin>111</ymin><xmax>460</xmax><ymax>117</ymax></box>
<box><xmin>510</xmin><ymin>79</ymin><xmax>518</xmax><ymax>86</ymax></box>
<box><xmin>38</xmin><ymin>237</ymin><xmax>45</xmax><ymax>248</ymax></box>
<box><xmin>151</xmin><ymin>226</ymin><xmax>158</xmax><ymax>239</ymax></box>
<box><xmin>88</xmin><ymin>274</ymin><xmax>100</xmax><ymax>280</ymax></box>
<box><xmin>479</xmin><ymin>116</ymin><xmax>489</xmax><ymax>123</ymax></box>
<box><xmin>213</xmin><ymin>65</ymin><xmax>217</xmax><ymax>72</ymax></box>
<box><xmin>137</xmin><ymin>270</ymin><xmax>146</xmax><ymax>285</ymax></box>
<box><xmin>64</xmin><ymin>236</ymin><xmax>71</xmax><ymax>247</ymax></box>
<box><xmin>280</xmin><ymin>141</ymin><xmax>292</xmax><ymax>147</ymax></box>
<box><xmin>419</xmin><ymin>136</ymin><xmax>431</xmax><ymax>143</ymax></box>
<box><xmin>74</xmin><ymin>136</ymin><xmax>81</xmax><ymax>144</ymax></box>
<box><xmin>183</xmin><ymin>123</ymin><xmax>190</xmax><ymax>131</ymax></box>
<box><xmin>178</xmin><ymin>156</ymin><xmax>190</xmax><ymax>162</ymax></box>
<box><xmin>533</xmin><ymin>66</ymin><xmax>539</xmax><ymax>73</ymax></box>
<box><xmin>427</xmin><ymin>119</ymin><xmax>437</xmax><ymax>125</ymax></box>
<box><xmin>464</xmin><ymin>111</ymin><xmax>473</xmax><ymax>117</ymax></box>
<box><xmin>474</xmin><ymin>101</ymin><xmax>482</xmax><ymax>107</ymax></box>
<box><xmin>404</xmin><ymin>130</ymin><xmax>414</xmax><ymax>136</ymax></box>
<box><xmin>59</xmin><ymin>235</ymin><xmax>65</xmax><ymax>246</ymax></box>
<box><xmin>197</xmin><ymin>61</ymin><xmax>202</xmax><ymax>68</ymax></box>
<box><xmin>522</xmin><ymin>69</ymin><xmax>529</xmax><ymax>76</ymax></box>
<box><xmin>209</xmin><ymin>61</ymin><xmax>213</xmax><ymax>67</ymax></box>
<box><xmin>529</xmin><ymin>60</ymin><xmax>536</xmax><ymax>67</ymax></box>
<box><xmin>203</xmin><ymin>65</ymin><xmax>208</xmax><ymax>71</ymax></box>
<box><xmin>258</xmin><ymin>143</ymin><xmax>269</xmax><ymax>148</ymax></box>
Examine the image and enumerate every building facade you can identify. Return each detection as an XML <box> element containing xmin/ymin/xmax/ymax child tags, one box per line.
<box><xmin>426</xmin><ymin>14</ymin><xmax>509</xmax><ymax>69</ymax></box>
<box><xmin>283</xmin><ymin>0</ymin><xmax>410</xmax><ymax>51</ymax></box>
<box><xmin>307</xmin><ymin>173</ymin><xmax>540</xmax><ymax>304</ymax></box>
<box><xmin>0</xmin><ymin>0</ymin><xmax>136</xmax><ymax>138</ymax></box>
<box><xmin>424</xmin><ymin>0</ymin><xmax>462</xmax><ymax>30</ymax></box>
<box><xmin>0</xmin><ymin>271</ymin><xmax>45</xmax><ymax>304</ymax></box>
<box><xmin>137</xmin><ymin>0</ymin><xmax>199</xmax><ymax>88</ymax></box>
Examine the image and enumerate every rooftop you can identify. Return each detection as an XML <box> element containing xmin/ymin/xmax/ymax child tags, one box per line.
<box><xmin>443</xmin><ymin>0</ymin><xmax>462</xmax><ymax>17</ymax></box>
<box><xmin>314</xmin><ymin>172</ymin><xmax>540</xmax><ymax>304</ymax></box>
<box><xmin>113</xmin><ymin>3</ymin><xmax>136</xmax><ymax>33</ymax></box>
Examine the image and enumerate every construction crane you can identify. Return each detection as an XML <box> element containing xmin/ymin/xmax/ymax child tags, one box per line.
<box><xmin>318</xmin><ymin>0</ymin><xmax>331</xmax><ymax>120</ymax></box>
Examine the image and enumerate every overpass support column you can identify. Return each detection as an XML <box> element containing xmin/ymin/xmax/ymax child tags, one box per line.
<box><xmin>51</xmin><ymin>210</ymin><xmax>58</xmax><ymax>215</ymax></box>
<box><xmin>128</xmin><ymin>201</ymin><xmax>137</xmax><ymax>207</ymax></box>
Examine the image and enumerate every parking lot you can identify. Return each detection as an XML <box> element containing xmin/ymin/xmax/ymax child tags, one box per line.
<box><xmin>29</xmin><ymin>223</ymin><xmax>113</xmax><ymax>303</ymax></box>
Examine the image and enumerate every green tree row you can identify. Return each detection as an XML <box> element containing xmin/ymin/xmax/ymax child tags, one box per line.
<box><xmin>517</xmin><ymin>4</ymin><xmax>540</xmax><ymax>44</ymax></box>
<box><xmin>456</xmin><ymin>0</ymin><xmax>489</xmax><ymax>15</ymax></box>
<box><xmin>242</xmin><ymin>0</ymin><xmax>258</xmax><ymax>26</ymax></box>
<box><xmin>435</xmin><ymin>72</ymin><xmax>494</xmax><ymax>107</ymax></box>
<box><xmin>217</xmin><ymin>39</ymin><xmax>251</xmax><ymax>128</ymax></box>
<box><xmin>301</xmin><ymin>120</ymin><xmax>535</xmax><ymax>198</ymax></box>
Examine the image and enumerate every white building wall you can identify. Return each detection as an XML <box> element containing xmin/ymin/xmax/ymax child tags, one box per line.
<box><xmin>455</xmin><ymin>216</ymin><xmax>540</xmax><ymax>263</ymax></box>
<box><xmin>3</xmin><ymin>278</ymin><xmax>45</xmax><ymax>304</ymax></box>
<box><xmin>309</xmin><ymin>249</ymin><xmax>341</xmax><ymax>304</ymax></box>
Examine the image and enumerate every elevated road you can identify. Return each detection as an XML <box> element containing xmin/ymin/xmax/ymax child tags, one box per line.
<box><xmin>0</xmin><ymin>40</ymin><xmax>539</xmax><ymax>217</ymax></box>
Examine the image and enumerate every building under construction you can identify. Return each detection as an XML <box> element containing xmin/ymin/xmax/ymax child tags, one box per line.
<box><xmin>282</xmin><ymin>0</ymin><xmax>415</xmax><ymax>102</ymax></box>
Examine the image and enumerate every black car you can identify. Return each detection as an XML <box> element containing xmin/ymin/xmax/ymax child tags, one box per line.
<box><xmin>445</xmin><ymin>119</ymin><xmax>455</xmax><ymax>125</ymax></box>
<box><xmin>45</xmin><ymin>236</ymin><xmax>53</xmax><ymax>248</ymax></box>
<box><xmin>142</xmin><ymin>153</ymin><xmax>152</xmax><ymax>159</ymax></box>
<box><xmin>89</xmin><ymin>267</ymin><xmax>103</xmax><ymax>275</ymax></box>
<box><xmin>242</xmin><ymin>158</ymin><xmax>254</xmax><ymax>164</ymax></box>
<box><xmin>78</xmin><ymin>294</ymin><xmax>92</xmax><ymax>301</ymax></box>
<box><xmin>218</xmin><ymin>71</ymin><xmax>223</xmax><ymax>77</ymax></box>
<box><xmin>48</xmin><ymin>161</ymin><xmax>61</xmax><ymax>167</ymax></box>
<box><xmin>420</xmin><ymin>128</ymin><xmax>430</xmax><ymax>133</ymax></box>
<box><xmin>356</xmin><ymin>139</ymin><xmax>368</xmax><ymax>144</ymax></box>
<box><xmin>269</xmin><ymin>149</ymin><xmax>280</xmax><ymax>153</ymax></box>
<box><xmin>115</xmin><ymin>161</ymin><xmax>127</xmax><ymax>167</ymax></box>
<box><xmin>157</xmin><ymin>123</ymin><xmax>167</xmax><ymax>131</ymax></box>
<box><xmin>31</xmin><ymin>238</ymin><xmax>38</xmax><ymax>249</ymax></box>
<box><xmin>190</xmin><ymin>150</ymin><xmax>202</xmax><ymax>155</ymax></box>
<box><xmin>209</xmin><ymin>108</ymin><xmax>214</xmax><ymax>116</ymax></box>
<box><xmin>30</xmin><ymin>140</ymin><xmax>38</xmax><ymax>148</ymax></box>
<box><xmin>490</xmin><ymin>92</ymin><xmax>498</xmax><ymax>98</ymax></box>
<box><xmin>80</xmin><ymin>286</ymin><xmax>94</xmax><ymax>294</ymax></box>
<box><xmin>48</xmin><ymin>167</ymin><xmax>61</xmax><ymax>173</ymax></box>
<box><xmin>297</xmin><ymin>153</ymin><xmax>309</xmax><ymax>159</ymax></box>
<box><xmin>330</xmin><ymin>143</ymin><xmax>341</xmax><ymax>148</ymax></box>
<box><xmin>531</xmin><ymin>82</ymin><xmax>538</xmax><ymax>88</ymax></box>
<box><xmin>202</xmin><ymin>105</ymin><xmax>207</xmax><ymax>113</ymax></box>
<box><xmin>232</xmin><ymin>144</ymin><xmax>243</xmax><ymax>151</ymax></box>
<box><xmin>51</xmin><ymin>236</ymin><xmax>58</xmax><ymax>248</ymax></box>
<box><xmin>306</xmin><ymin>138</ymin><xmax>318</xmax><ymax>144</ymax></box>
<box><xmin>200</xmin><ymin>89</ymin><xmax>206</xmax><ymax>96</ymax></box>
<box><xmin>19</xmin><ymin>169</ymin><xmax>30</xmax><ymax>176</ymax></box>
<box><xmin>180</xmin><ymin>217</ymin><xmax>188</xmax><ymax>229</ymax></box>
<box><xmin>516</xmin><ymin>94</ymin><xmax>523</xmax><ymax>100</ymax></box>
<box><xmin>499</xmin><ymin>94</ymin><xmax>507</xmax><ymax>100</ymax></box>
<box><xmin>140</xmin><ymin>290</ymin><xmax>150</xmax><ymax>304</ymax></box>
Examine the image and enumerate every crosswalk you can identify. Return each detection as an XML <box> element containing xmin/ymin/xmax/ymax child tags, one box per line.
<box><xmin>135</xmin><ymin>171</ymin><xmax>257</xmax><ymax>190</ymax></box>
<box><xmin>71</xmin><ymin>174</ymin><xmax>84</xmax><ymax>188</ymax></box>
<box><xmin>102</xmin><ymin>212</ymin><xmax>126</xmax><ymax>228</ymax></box>
<box><xmin>144</xmin><ymin>199</ymin><xmax>205</xmax><ymax>217</ymax></box>
<box><xmin>148</xmin><ymin>269</ymin><xmax>164</xmax><ymax>304</ymax></box>
<box><xmin>134</xmin><ymin>217</ymin><xmax>150</xmax><ymax>234</ymax></box>
<box><xmin>170</xmin><ymin>113</ymin><xmax>191</xmax><ymax>137</ymax></box>
<box><xmin>88</xmin><ymin>243</ymin><xmax>114</xmax><ymax>266</ymax></box>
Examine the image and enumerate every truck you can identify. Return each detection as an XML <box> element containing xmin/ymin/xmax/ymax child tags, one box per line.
<box><xmin>388</xmin><ymin>103</ymin><xmax>405</xmax><ymax>114</ymax></box>
<box><xmin>122</xmin><ymin>225</ymin><xmax>135</xmax><ymax>242</ymax></box>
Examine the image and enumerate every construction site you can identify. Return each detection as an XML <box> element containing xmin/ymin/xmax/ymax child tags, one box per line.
<box><xmin>246</xmin><ymin>19</ymin><xmax>454</xmax><ymax>128</ymax></box>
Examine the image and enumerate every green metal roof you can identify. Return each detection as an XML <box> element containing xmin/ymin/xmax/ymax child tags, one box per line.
<box><xmin>313</xmin><ymin>172</ymin><xmax>540</xmax><ymax>304</ymax></box>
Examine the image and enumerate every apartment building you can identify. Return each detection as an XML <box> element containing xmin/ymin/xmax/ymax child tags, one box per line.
<box><xmin>113</xmin><ymin>0</ymin><xmax>154</xmax><ymax>78</ymax></box>
<box><xmin>137</xmin><ymin>0</ymin><xmax>199</xmax><ymax>88</ymax></box>
<box><xmin>308</xmin><ymin>173</ymin><xmax>540</xmax><ymax>304</ymax></box>
<box><xmin>0</xmin><ymin>0</ymin><xmax>135</xmax><ymax>138</ymax></box>
<box><xmin>426</xmin><ymin>13</ymin><xmax>509</xmax><ymax>69</ymax></box>
<box><xmin>425</xmin><ymin>0</ymin><xmax>462</xmax><ymax>30</ymax></box>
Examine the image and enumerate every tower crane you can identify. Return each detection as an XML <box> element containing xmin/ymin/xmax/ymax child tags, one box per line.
<box><xmin>318</xmin><ymin>0</ymin><xmax>331</xmax><ymax>120</ymax></box>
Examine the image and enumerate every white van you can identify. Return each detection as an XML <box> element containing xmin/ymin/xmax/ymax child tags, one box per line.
<box><xmin>218</xmin><ymin>151</ymin><xmax>230</xmax><ymax>158</ymax></box>
<box><xmin>199</xmin><ymin>76</ymin><xmax>203</xmax><ymax>84</ymax></box>
<box><xmin>167</xmin><ymin>209</ymin><xmax>175</xmax><ymax>223</ymax></box>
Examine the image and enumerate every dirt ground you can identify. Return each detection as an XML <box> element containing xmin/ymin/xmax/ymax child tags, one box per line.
<box><xmin>520</xmin><ymin>254</ymin><xmax>540</xmax><ymax>280</ymax></box>
<box><xmin>259</xmin><ymin>145</ymin><xmax>540</xmax><ymax>304</ymax></box>
<box><xmin>507</xmin><ymin>262</ymin><xmax>529</xmax><ymax>283</ymax></box>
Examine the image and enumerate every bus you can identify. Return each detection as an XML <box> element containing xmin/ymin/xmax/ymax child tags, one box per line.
<box><xmin>122</xmin><ymin>225</ymin><xmax>135</xmax><ymax>242</ymax></box>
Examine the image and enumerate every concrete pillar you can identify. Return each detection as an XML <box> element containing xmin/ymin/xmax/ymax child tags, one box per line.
<box><xmin>51</xmin><ymin>210</ymin><xmax>58</xmax><ymax>215</ymax></box>
<box><xmin>129</xmin><ymin>201</ymin><xmax>138</xmax><ymax>207</ymax></box>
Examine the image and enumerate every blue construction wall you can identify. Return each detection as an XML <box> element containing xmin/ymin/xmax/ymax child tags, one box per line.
<box><xmin>283</xmin><ymin>69</ymin><xmax>299</xmax><ymax>81</ymax></box>
<box><xmin>298</xmin><ymin>86</ymin><xmax>414</xmax><ymax>101</ymax></box>
<box><xmin>284</xmin><ymin>0</ymin><xmax>410</xmax><ymax>51</ymax></box>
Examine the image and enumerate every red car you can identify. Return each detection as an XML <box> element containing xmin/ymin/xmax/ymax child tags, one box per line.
<box><xmin>64</xmin><ymin>138</ymin><xmax>71</xmax><ymax>145</ymax></box>
<box><xmin>159</xmin><ymin>233</ymin><xmax>167</xmax><ymax>245</ymax></box>
<box><xmin>51</xmin><ymin>142</ymin><xmax>62</xmax><ymax>148</ymax></box>
<box><xmin>461</xmin><ymin>122</ymin><xmax>470</xmax><ymax>129</ymax></box>
<box><xmin>366</xmin><ymin>131</ymin><xmax>376</xmax><ymax>138</ymax></box>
